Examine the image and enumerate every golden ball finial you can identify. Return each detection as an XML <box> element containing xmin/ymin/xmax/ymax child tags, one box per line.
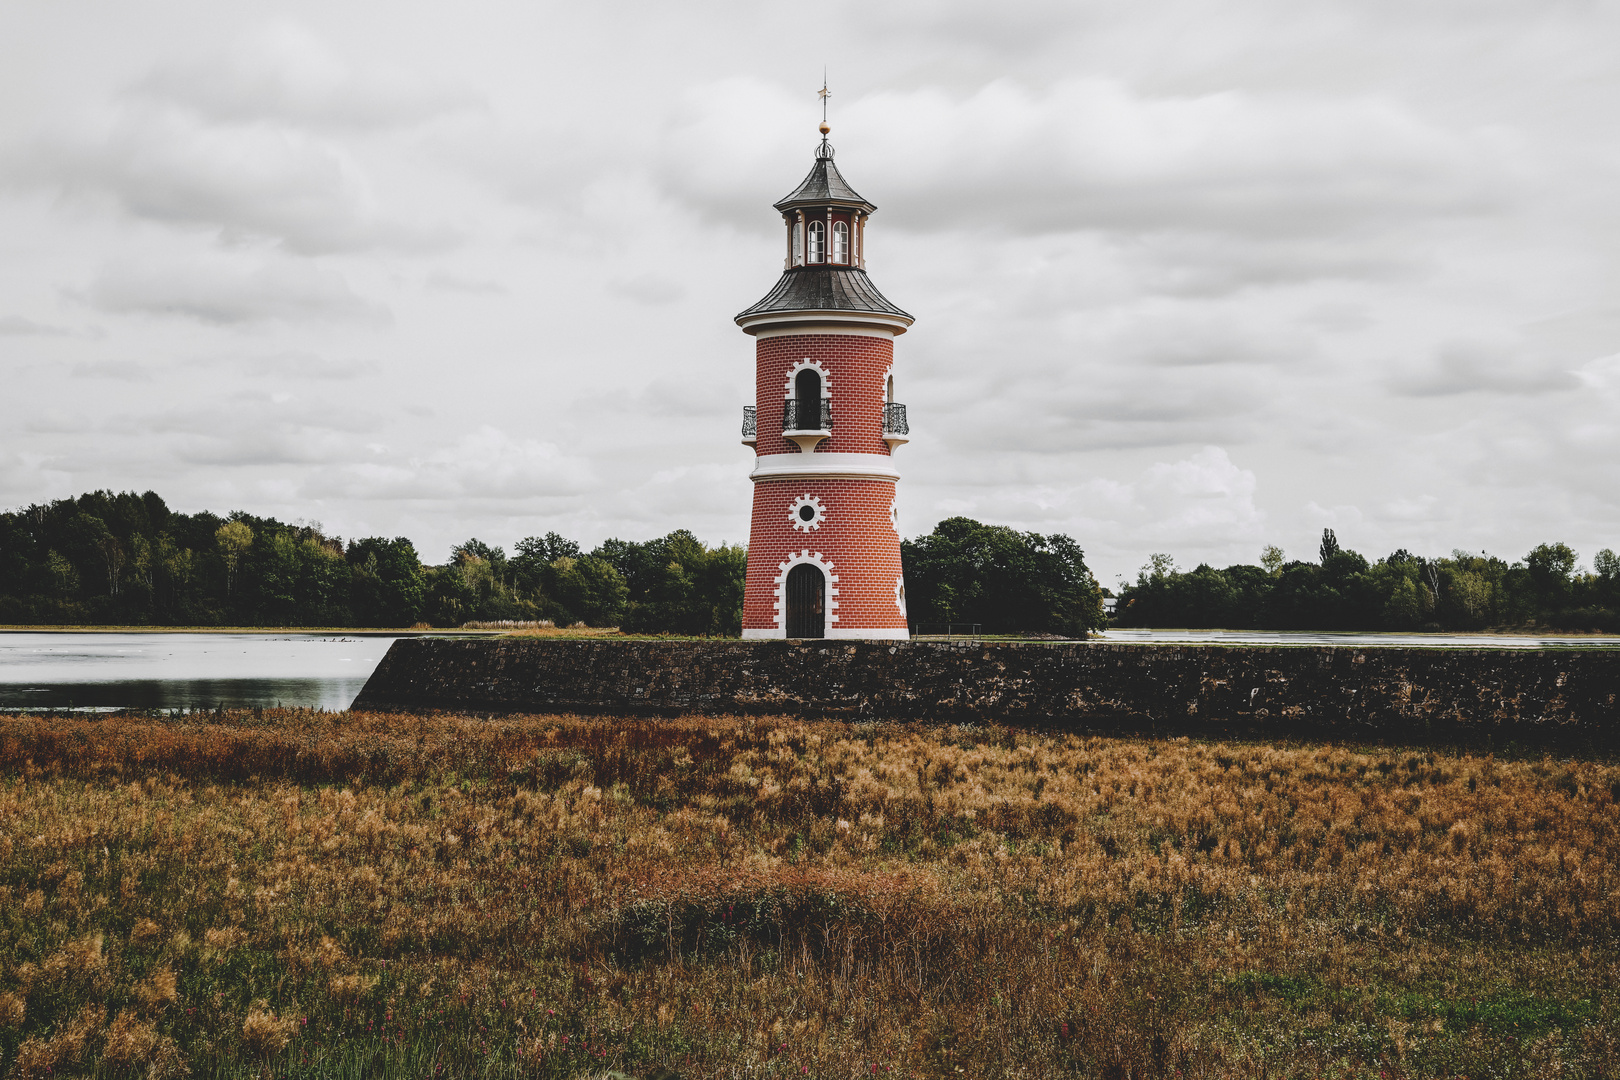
<box><xmin>819</xmin><ymin>122</ymin><xmax>831</xmax><ymax>135</ymax></box>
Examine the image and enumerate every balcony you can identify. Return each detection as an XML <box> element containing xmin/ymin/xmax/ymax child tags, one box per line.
<box><xmin>883</xmin><ymin>402</ymin><xmax>909</xmax><ymax>449</ymax></box>
<box><xmin>782</xmin><ymin>398</ymin><xmax>832</xmax><ymax>452</ymax></box>
<box><xmin>741</xmin><ymin>405</ymin><xmax>756</xmax><ymax>446</ymax></box>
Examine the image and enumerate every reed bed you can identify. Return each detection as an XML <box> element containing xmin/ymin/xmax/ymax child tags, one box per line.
<box><xmin>0</xmin><ymin>709</ymin><xmax>1614</xmax><ymax>1079</ymax></box>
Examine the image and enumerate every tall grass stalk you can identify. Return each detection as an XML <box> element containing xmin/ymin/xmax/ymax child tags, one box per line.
<box><xmin>0</xmin><ymin>710</ymin><xmax>1614</xmax><ymax>1077</ymax></box>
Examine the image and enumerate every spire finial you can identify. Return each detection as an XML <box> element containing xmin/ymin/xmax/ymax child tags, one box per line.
<box><xmin>816</xmin><ymin>74</ymin><xmax>833</xmax><ymax>158</ymax></box>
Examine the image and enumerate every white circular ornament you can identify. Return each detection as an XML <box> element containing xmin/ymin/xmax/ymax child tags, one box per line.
<box><xmin>788</xmin><ymin>493</ymin><xmax>826</xmax><ymax>532</ymax></box>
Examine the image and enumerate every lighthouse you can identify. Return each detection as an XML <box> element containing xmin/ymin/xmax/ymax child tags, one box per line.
<box><xmin>736</xmin><ymin>118</ymin><xmax>913</xmax><ymax>640</ymax></box>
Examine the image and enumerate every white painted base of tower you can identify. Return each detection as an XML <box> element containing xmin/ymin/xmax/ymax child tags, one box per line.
<box><xmin>742</xmin><ymin>627</ymin><xmax>910</xmax><ymax>641</ymax></box>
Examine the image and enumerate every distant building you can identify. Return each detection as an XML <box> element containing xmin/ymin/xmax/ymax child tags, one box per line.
<box><xmin>735</xmin><ymin>120</ymin><xmax>913</xmax><ymax>639</ymax></box>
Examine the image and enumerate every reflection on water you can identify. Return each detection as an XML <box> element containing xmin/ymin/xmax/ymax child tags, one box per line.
<box><xmin>1</xmin><ymin>678</ymin><xmax>371</xmax><ymax>711</ymax></box>
<box><xmin>1098</xmin><ymin>629</ymin><xmax>1620</xmax><ymax>648</ymax></box>
<box><xmin>0</xmin><ymin>632</ymin><xmax>408</xmax><ymax>710</ymax></box>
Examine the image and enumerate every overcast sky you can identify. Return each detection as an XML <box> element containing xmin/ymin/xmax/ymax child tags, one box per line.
<box><xmin>3</xmin><ymin>0</ymin><xmax>1618</xmax><ymax>586</ymax></box>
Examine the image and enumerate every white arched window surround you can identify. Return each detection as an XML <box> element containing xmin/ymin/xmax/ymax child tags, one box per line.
<box><xmin>792</xmin><ymin>221</ymin><xmax>805</xmax><ymax>266</ymax></box>
<box><xmin>832</xmin><ymin>221</ymin><xmax>849</xmax><ymax>263</ymax></box>
<box><xmin>806</xmin><ymin>220</ymin><xmax>825</xmax><ymax>263</ymax></box>
<box><xmin>782</xmin><ymin>359</ymin><xmax>832</xmax><ymax>399</ymax></box>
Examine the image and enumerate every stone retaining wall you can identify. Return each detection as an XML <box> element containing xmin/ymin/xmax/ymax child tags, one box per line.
<box><xmin>351</xmin><ymin>639</ymin><xmax>1620</xmax><ymax>748</ymax></box>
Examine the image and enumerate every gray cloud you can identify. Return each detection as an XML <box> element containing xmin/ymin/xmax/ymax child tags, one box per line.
<box><xmin>0</xmin><ymin>315</ymin><xmax>69</xmax><ymax>336</ymax></box>
<box><xmin>130</xmin><ymin>23</ymin><xmax>482</xmax><ymax>132</ymax></box>
<box><xmin>84</xmin><ymin>256</ymin><xmax>387</xmax><ymax>325</ymax></box>
<box><xmin>232</xmin><ymin>351</ymin><xmax>380</xmax><ymax>381</ymax></box>
<box><xmin>424</xmin><ymin>270</ymin><xmax>506</xmax><ymax>295</ymax></box>
<box><xmin>11</xmin><ymin>108</ymin><xmax>456</xmax><ymax>255</ymax></box>
<box><xmin>1391</xmin><ymin>339</ymin><xmax>1581</xmax><ymax>398</ymax></box>
<box><xmin>660</xmin><ymin>77</ymin><xmax>1520</xmax><ymax>241</ymax></box>
<box><xmin>1</xmin><ymin>1</ymin><xmax>1618</xmax><ymax>584</ymax></box>
<box><xmin>71</xmin><ymin>360</ymin><xmax>152</xmax><ymax>382</ymax></box>
<box><xmin>607</xmin><ymin>273</ymin><xmax>686</xmax><ymax>306</ymax></box>
<box><xmin>301</xmin><ymin>427</ymin><xmax>598</xmax><ymax>502</ymax></box>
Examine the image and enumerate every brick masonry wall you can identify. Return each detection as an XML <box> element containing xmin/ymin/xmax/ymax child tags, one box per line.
<box><xmin>353</xmin><ymin>639</ymin><xmax>1620</xmax><ymax>750</ymax></box>
<box><xmin>755</xmin><ymin>333</ymin><xmax>895</xmax><ymax>456</ymax></box>
<box><xmin>743</xmin><ymin>476</ymin><xmax>906</xmax><ymax>633</ymax></box>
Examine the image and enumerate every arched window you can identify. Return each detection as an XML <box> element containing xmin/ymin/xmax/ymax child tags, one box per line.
<box><xmin>792</xmin><ymin>221</ymin><xmax>804</xmax><ymax>266</ymax></box>
<box><xmin>832</xmin><ymin>221</ymin><xmax>848</xmax><ymax>263</ymax></box>
<box><xmin>885</xmin><ymin>374</ymin><xmax>895</xmax><ymax>403</ymax></box>
<box><xmin>807</xmin><ymin>220</ymin><xmax>825</xmax><ymax>263</ymax></box>
<box><xmin>794</xmin><ymin>367</ymin><xmax>822</xmax><ymax>430</ymax></box>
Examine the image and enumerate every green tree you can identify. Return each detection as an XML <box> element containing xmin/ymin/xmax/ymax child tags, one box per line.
<box><xmin>599</xmin><ymin>530</ymin><xmax>746</xmax><ymax>635</ymax></box>
<box><xmin>1524</xmin><ymin>542</ymin><xmax>1578</xmax><ymax>615</ymax></box>
<box><xmin>548</xmin><ymin>556</ymin><xmax>629</xmax><ymax>627</ymax></box>
<box><xmin>216</xmin><ymin>520</ymin><xmax>254</xmax><ymax>596</ymax></box>
<box><xmin>1594</xmin><ymin>548</ymin><xmax>1620</xmax><ymax>608</ymax></box>
<box><xmin>45</xmin><ymin>550</ymin><xmax>79</xmax><ymax>598</ymax></box>
<box><xmin>1318</xmin><ymin>528</ymin><xmax>1340</xmax><ymax>564</ymax></box>
<box><xmin>902</xmin><ymin>517</ymin><xmax>1101</xmax><ymax>636</ymax></box>
<box><xmin>347</xmin><ymin>537</ymin><xmax>426</xmax><ymax>626</ymax></box>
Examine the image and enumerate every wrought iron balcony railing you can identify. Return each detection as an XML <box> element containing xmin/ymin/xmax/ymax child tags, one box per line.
<box><xmin>783</xmin><ymin>399</ymin><xmax>832</xmax><ymax>432</ymax></box>
<box><xmin>741</xmin><ymin>405</ymin><xmax>757</xmax><ymax>439</ymax></box>
<box><xmin>883</xmin><ymin>402</ymin><xmax>909</xmax><ymax>435</ymax></box>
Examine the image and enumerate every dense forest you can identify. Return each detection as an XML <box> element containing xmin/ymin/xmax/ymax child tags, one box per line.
<box><xmin>0</xmin><ymin>491</ymin><xmax>1104</xmax><ymax>635</ymax></box>
<box><xmin>1115</xmin><ymin>529</ymin><xmax>1620</xmax><ymax>632</ymax></box>
<box><xmin>0</xmin><ymin>490</ymin><xmax>743</xmax><ymax>633</ymax></box>
<box><xmin>6</xmin><ymin>492</ymin><xmax>1610</xmax><ymax>635</ymax></box>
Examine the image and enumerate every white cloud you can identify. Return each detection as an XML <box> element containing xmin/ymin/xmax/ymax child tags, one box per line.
<box><xmin>131</xmin><ymin>23</ymin><xmax>482</xmax><ymax>132</ymax></box>
<box><xmin>12</xmin><ymin>105</ymin><xmax>454</xmax><ymax>255</ymax></box>
<box><xmin>0</xmin><ymin>315</ymin><xmax>69</xmax><ymax>336</ymax></box>
<box><xmin>308</xmin><ymin>427</ymin><xmax>596</xmax><ymax>502</ymax></box>
<box><xmin>1</xmin><ymin>0</ymin><xmax>1618</xmax><ymax>586</ymax></box>
<box><xmin>1392</xmin><ymin>338</ymin><xmax>1581</xmax><ymax>397</ymax></box>
<box><xmin>84</xmin><ymin>254</ymin><xmax>387</xmax><ymax>325</ymax></box>
<box><xmin>661</xmin><ymin>77</ymin><xmax>1520</xmax><ymax>240</ymax></box>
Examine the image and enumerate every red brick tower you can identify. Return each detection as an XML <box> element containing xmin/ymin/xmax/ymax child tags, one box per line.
<box><xmin>736</xmin><ymin>121</ymin><xmax>913</xmax><ymax>639</ymax></box>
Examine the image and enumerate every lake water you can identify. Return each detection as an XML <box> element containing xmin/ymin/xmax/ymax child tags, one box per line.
<box><xmin>1097</xmin><ymin>628</ymin><xmax>1620</xmax><ymax>648</ymax></box>
<box><xmin>0</xmin><ymin>631</ymin><xmax>411</xmax><ymax>711</ymax></box>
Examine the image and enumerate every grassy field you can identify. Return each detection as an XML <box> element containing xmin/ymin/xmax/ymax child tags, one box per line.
<box><xmin>0</xmin><ymin>710</ymin><xmax>1614</xmax><ymax>1079</ymax></box>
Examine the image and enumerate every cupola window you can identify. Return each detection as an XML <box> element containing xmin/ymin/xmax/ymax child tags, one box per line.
<box><xmin>792</xmin><ymin>221</ymin><xmax>804</xmax><ymax>266</ymax></box>
<box><xmin>807</xmin><ymin>220</ymin><xmax>825</xmax><ymax>264</ymax></box>
<box><xmin>832</xmin><ymin>221</ymin><xmax>848</xmax><ymax>263</ymax></box>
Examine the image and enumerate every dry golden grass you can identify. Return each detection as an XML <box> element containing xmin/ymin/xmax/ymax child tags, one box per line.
<box><xmin>0</xmin><ymin>709</ymin><xmax>1614</xmax><ymax>1078</ymax></box>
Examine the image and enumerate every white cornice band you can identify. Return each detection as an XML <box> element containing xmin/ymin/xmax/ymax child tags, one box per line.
<box><xmin>737</xmin><ymin>310</ymin><xmax>912</xmax><ymax>337</ymax></box>
<box><xmin>751</xmin><ymin>325</ymin><xmax>897</xmax><ymax>340</ymax></box>
<box><xmin>750</xmin><ymin>452</ymin><xmax>901</xmax><ymax>483</ymax></box>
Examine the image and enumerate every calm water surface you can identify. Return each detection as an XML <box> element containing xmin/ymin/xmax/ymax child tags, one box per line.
<box><xmin>1098</xmin><ymin>628</ymin><xmax>1620</xmax><ymax>648</ymax></box>
<box><xmin>0</xmin><ymin>632</ymin><xmax>412</xmax><ymax>710</ymax></box>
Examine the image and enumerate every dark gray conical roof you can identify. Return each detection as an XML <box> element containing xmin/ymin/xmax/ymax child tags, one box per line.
<box><xmin>735</xmin><ymin>267</ymin><xmax>912</xmax><ymax>323</ymax></box>
<box><xmin>773</xmin><ymin>144</ymin><xmax>876</xmax><ymax>213</ymax></box>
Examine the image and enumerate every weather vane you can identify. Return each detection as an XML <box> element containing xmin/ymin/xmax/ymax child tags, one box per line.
<box><xmin>818</xmin><ymin>73</ymin><xmax>831</xmax><ymax>134</ymax></box>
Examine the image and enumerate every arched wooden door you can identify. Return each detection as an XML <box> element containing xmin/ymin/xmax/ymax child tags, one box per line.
<box><xmin>785</xmin><ymin>563</ymin><xmax>825</xmax><ymax>638</ymax></box>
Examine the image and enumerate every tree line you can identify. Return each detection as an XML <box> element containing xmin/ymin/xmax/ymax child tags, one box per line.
<box><xmin>1114</xmin><ymin>529</ymin><xmax>1620</xmax><ymax>632</ymax></box>
<box><xmin>0</xmin><ymin>491</ymin><xmax>744</xmax><ymax>633</ymax></box>
<box><xmin>0</xmin><ymin>491</ymin><xmax>1104</xmax><ymax>635</ymax></box>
